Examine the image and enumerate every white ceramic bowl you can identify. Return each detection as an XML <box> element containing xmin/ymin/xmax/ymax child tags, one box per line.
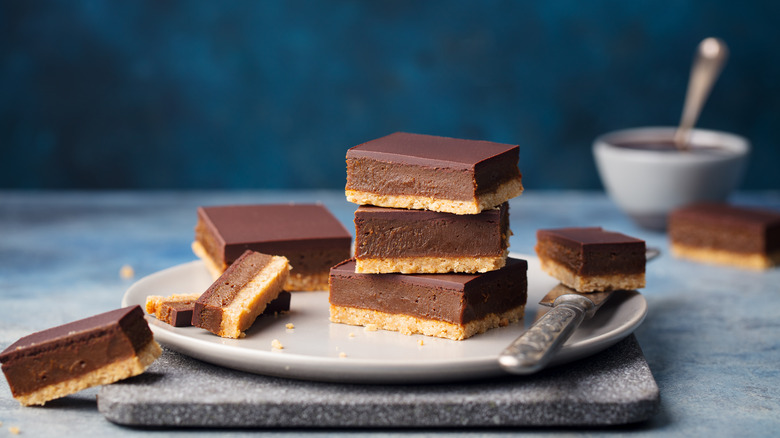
<box><xmin>593</xmin><ymin>126</ymin><xmax>750</xmax><ymax>229</ymax></box>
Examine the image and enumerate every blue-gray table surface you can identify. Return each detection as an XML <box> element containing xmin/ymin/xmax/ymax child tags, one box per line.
<box><xmin>1</xmin><ymin>190</ymin><xmax>779</xmax><ymax>437</ymax></box>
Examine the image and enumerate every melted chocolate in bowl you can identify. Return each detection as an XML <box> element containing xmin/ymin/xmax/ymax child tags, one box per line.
<box><xmin>613</xmin><ymin>140</ymin><xmax>728</xmax><ymax>155</ymax></box>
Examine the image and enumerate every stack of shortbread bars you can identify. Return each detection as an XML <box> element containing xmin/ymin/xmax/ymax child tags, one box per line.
<box><xmin>329</xmin><ymin>132</ymin><xmax>529</xmax><ymax>340</ymax></box>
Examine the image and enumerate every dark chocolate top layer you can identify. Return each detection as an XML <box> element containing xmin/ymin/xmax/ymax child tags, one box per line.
<box><xmin>346</xmin><ymin>132</ymin><xmax>519</xmax><ymax>170</ymax></box>
<box><xmin>198</xmin><ymin>204</ymin><xmax>352</xmax><ymax>262</ymax></box>
<box><xmin>537</xmin><ymin>227</ymin><xmax>644</xmax><ymax>246</ymax></box>
<box><xmin>670</xmin><ymin>203</ymin><xmax>780</xmax><ymax>229</ymax></box>
<box><xmin>355</xmin><ymin>203</ymin><xmax>508</xmax><ymax>257</ymax></box>
<box><xmin>200</xmin><ymin>204</ymin><xmax>351</xmax><ymax>245</ymax></box>
<box><xmin>0</xmin><ymin>306</ymin><xmax>149</xmax><ymax>363</ymax></box>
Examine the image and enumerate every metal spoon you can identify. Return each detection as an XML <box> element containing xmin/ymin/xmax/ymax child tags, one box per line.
<box><xmin>673</xmin><ymin>37</ymin><xmax>729</xmax><ymax>150</ymax></box>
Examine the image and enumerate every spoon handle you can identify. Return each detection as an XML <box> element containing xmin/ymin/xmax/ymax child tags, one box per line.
<box><xmin>674</xmin><ymin>38</ymin><xmax>729</xmax><ymax>149</ymax></box>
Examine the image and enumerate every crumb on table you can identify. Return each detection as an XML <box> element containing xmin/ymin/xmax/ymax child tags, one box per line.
<box><xmin>365</xmin><ymin>324</ymin><xmax>378</xmax><ymax>332</ymax></box>
<box><xmin>9</xmin><ymin>426</ymin><xmax>20</xmax><ymax>435</ymax></box>
<box><xmin>119</xmin><ymin>264</ymin><xmax>135</xmax><ymax>279</ymax></box>
<box><xmin>285</xmin><ymin>323</ymin><xmax>294</xmax><ymax>329</ymax></box>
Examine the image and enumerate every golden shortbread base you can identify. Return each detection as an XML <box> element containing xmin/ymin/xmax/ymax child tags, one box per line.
<box><xmin>538</xmin><ymin>257</ymin><xmax>645</xmax><ymax>292</ymax></box>
<box><xmin>670</xmin><ymin>242</ymin><xmax>780</xmax><ymax>270</ymax></box>
<box><xmin>286</xmin><ymin>271</ymin><xmax>330</xmax><ymax>292</ymax></box>
<box><xmin>215</xmin><ymin>255</ymin><xmax>290</xmax><ymax>339</ymax></box>
<box><xmin>355</xmin><ymin>253</ymin><xmax>508</xmax><ymax>274</ymax></box>
<box><xmin>14</xmin><ymin>339</ymin><xmax>162</xmax><ymax>407</ymax></box>
<box><xmin>329</xmin><ymin>304</ymin><xmax>525</xmax><ymax>341</ymax></box>
<box><xmin>345</xmin><ymin>177</ymin><xmax>523</xmax><ymax>215</ymax></box>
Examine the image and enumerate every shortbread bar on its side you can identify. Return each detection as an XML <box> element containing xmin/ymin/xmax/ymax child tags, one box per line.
<box><xmin>146</xmin><ymin>291</ymin><xmax>292</xmax><ymax>327</ymax></box>
<box><xmin>192</xmin><ymin>250</ymin><xmax>289</xmax><ymax>339</ymax></box>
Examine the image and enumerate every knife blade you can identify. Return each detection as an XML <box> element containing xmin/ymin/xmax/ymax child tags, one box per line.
<box><xmin>498</xmin><ymin>248</ymin><xmax>659</xmax><ymax>375</ymax></box>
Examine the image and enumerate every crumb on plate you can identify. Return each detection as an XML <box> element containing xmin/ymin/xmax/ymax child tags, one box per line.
<box><xmin>271</xmin><ymin>339</ymin><xmax>284</xmax><ymax>350</ymax></box>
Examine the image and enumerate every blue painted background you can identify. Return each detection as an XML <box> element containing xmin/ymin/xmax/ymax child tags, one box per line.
<box><xmin>2</xmin><ymin>0</ymin><xmax>779</xmax><ymax>190</ymax></box>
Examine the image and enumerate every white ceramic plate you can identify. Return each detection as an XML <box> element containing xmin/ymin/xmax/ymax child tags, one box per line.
<box><xmin>122</xmin><ymin>254</ymin><xmax>647</xmax><ymax>384</ymax></box>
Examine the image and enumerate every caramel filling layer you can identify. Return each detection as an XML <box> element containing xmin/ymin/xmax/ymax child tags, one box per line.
<box><xmin>346</xmin><ymin>158</ymin><xmax>477</xmax><ymax>201</ymax></box>
<box><xmin>345</xmin><ymin>178</ymin><xmax>523</xmax><ymax>215</ymax></box>
<box><xmin>535</xmin><ymin>239</ymin><xmax>645</xmax><ymax>276</ymax></box>
<box><xmin>669</xmin><ymin>222</ymin><xmax>769</xmax><ymax>254</ymax></box>
<box><xmin>355</xmin><ymin>204</ymin><xmax>509</xmax><ymax>260</ymax></box>
<box><xmin>13</xmin><ymin>339</ymin><xmax>161</xmax><ymax>406</ymax></box>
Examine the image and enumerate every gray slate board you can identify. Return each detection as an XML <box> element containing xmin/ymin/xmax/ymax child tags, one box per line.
<box><xmin>98</xmin><ymin>335</ymin><xmax>659</xmax><ymax>428</ymax></box>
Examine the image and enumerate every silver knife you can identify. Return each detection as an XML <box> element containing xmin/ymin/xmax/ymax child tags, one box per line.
<box><xmin>498</xmin><ymin>247</ymin><xmax>660</xmax><ymax>375</ymax></box>
<box><xmin>498</xmin><ymin>284</ymin><xmax>615</xmax><ymax>374</ymax></box>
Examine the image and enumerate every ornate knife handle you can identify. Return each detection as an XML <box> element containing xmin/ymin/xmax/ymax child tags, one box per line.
<box><xmin>498</xmin><ymin>295</ymin><xmax>592</xmax><ymax>375</ymax></box>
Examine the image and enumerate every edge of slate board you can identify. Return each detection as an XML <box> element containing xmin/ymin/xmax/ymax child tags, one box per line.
<box><xmin>98</xmin><ymin>334</ymin><xmax>659</xmax><ymax>428</ymax></box>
